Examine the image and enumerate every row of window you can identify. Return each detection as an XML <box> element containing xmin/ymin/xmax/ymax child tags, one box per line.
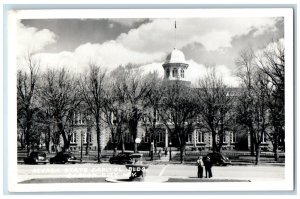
<box><xmin>73</xmin><ymin>112</ymin><xmax>87</xmax><ymax>125</ymax></box>
<box><xmin>186</xmin><ymin>131</ymin><xmax>238</xmax><ymax>144</ymax></box>
<box><xmin>166</xmin><ymin>68</ymin><xmax>185</xmax><ymax>78</ymax></box>
<box><xmin>69</xmin><ymin>130</ymin><xmax>266</xmax><ymax>145</ymax></box>
<box><xmin>70</xmin><ymin>131</ymin><xmax>92</xmax><ymax>144</ymax></box>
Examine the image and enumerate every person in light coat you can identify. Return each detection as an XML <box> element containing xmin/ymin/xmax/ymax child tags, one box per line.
<box><xmin>197</xmin><ymin>156</ymin><xmax>204</xmax><ymax>178</ymax></box>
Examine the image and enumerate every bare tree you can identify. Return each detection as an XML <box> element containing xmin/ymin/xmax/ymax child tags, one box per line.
<box><xmin>235</xmin><ymin>47</ymin><xmax>256</xmax><ymax>156</ymax></box>
<box><xmin>251</xmin><ymin>71</ymin><xmax>270</xmax><ymax>164</ymax></box>
<box><xmin>39</xmin><ymin>68</ymin><xmax>81</xmax><ymax>151</ymax></box>
<box><xmin>195</xmin><ymin>68</ymin><xmax>233</xmax><ymax>153</ymax></box>
<box><xmin>80</xmin><ymin>63</ymin><xmax>106</xmax><ymax>162</ymax></box>
<box><xmin>159</xmin><ymin>81</ymin><xmax>198</xmax><ymax>163</ymax></box>
<box><xmin>142</xmin><ymin>72</ymin><xmax>164</xmax><ymax>159</ymax></box>
<box><xmin>102</xmin><ymin>78</ymin><xmax>128</xmax><ymax>155</ymax></box>
<box><xmin>110</xmin><ymin>65</ymin><xmax>151</xmax><ymax>153</ymax></box>
<box><xmin>17</xmin><ymin>53</ymin><xmax>40</xmax><ymax>154</ymax></box>
<box><xmin>235</xmin><ymin>47</ymin><xmax>273</xmax><ymax>164</ymax></box>
<box><xmin>256</xmin><ymin>40</ymin><xmax>285</xmax><ymax>160</ymax></box>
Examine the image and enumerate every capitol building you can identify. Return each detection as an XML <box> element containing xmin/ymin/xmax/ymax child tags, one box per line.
<box><xmin>63</xmin><ymin>48</ymin><xmax>270</xmax><ymax>154</ymax></box>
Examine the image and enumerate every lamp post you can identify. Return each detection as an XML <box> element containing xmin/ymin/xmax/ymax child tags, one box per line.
<box><xmin>135</xmin><ymin>138</ymin><xmax>141</xmax><ymax>153</ymax></box>
<box><xmin>169</xmin><ymin>141</ymin><xmax>172</xmax><ymax>161</ymax></box>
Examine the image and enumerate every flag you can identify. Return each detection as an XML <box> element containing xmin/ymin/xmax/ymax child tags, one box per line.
<box><xmin>175</xmin><ymin>20</ymin><xmax>177</xmax><ymax>29</ymax></box>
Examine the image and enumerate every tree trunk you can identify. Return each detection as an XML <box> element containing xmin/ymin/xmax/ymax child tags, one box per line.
<box><xmin>273</xmin><ymin>134</ymin><xmax>279</xmax><ymax>161</ymax></box>
<box><xmin>25</xmin><ymin>131</ymin><xmax>30</xmax><ymax>155</ymax></box>
<box><xmin>250</xmin><ymin>128</ymin><xmax>255</xmax><ymax>156</ymax></box>
<box><xmin>45</xmin><ymin>126</ymin><xmax>51</xmax><ymax>153</ymax></box>
<box><xmin>212</xmin><ymin>130</ymin><xmax>217</xmax><ymax>152</ymax></box>
<box><xmin>149</xmin><ymin>142</ymin><xmax>153</xmax><ymax>161</ymax></box>
<box><xmin>180</xmin><ymin>145</ymin><xmax>185</xmax><ymax>164</ymax></box>
<box><xmin>96</xmin><ymin>119</ymin><xmax>102</xmax><ymax>163</ymax></box>
<box><xmin>153</xmin><ymin>109</ymin><xmax>157</xmax><ymax>154</ymax></box>
<box><xmin>216</xmin><ymin>132</ymin><xmax>223</xmax><ymax>153</ymax></box>
<box><xmin>85</xmin><ymin>131</ymin><xmax>90</xmax><ymax>155</ymax></box>
<box><xmin>154</xmin><ymin>137</ymin><xmax>157</xmax><ymax>154</ymax></box>
<box><xmin>129</xmin><ymin>118</ymin><xmax>138</xmax><ymax>153</ymax></box>
<box><xmin>121</xmin><ymin>133</ymin><xmax>125</xmax><ymax>153</ymax></box>
<box><xmin>20</xmin><ymin>130</ymin><xmax>25</xmax><ymax>149</ymax></box>
<box><xmin>255</xmin><ymin>145</ymin><xmax>261</xmax><ymax>165</ymax></box>
<box><xmin>57</xmin><ymin>122</ymin><xmax>69</xmax><ymax>151</ymax></box>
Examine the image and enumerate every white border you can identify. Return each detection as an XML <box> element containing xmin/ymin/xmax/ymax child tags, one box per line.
<box><xmin>7</xmin><ymin>8</ymin><xmax>294</xmax><ymax>192</ymax></box>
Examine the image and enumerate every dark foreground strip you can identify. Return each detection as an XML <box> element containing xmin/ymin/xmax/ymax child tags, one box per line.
<box><xmin>19</xmin><ymin>177</ymin><xmax>107</xmax><ymax>184</ymax></box>
<box><xmin>167</xmin><ymin>178</ymin><xmax>251</xmax><ymax>182</ymax></box>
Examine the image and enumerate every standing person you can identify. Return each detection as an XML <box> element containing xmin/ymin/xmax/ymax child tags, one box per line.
<box><xmin>197</xmin><ymin>156</ymin><xmax>204</xmax><ymax>178</ymax></box>
<box><xmin>204</xmin><ymin>156</ymin><xmax>213</xmax><ymax>178</ymax></box>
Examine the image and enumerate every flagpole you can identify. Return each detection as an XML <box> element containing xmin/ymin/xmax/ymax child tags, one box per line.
<box><xmin>175</xmin><ymin>20</ymin><xmax>177</xmax><ymax>49</ymax></box>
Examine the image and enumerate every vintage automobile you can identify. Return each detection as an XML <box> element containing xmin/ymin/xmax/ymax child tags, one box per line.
<box><xmin>205</xmin><ymin>152</ymin><xmax>231</xmax><ymax>166</ymax></box>
<box><xmin>49</xmin><ymin>151</ymin><xmax>79</xmax><ymax>164</ymax></box>
<box><xmin>109</xmin><ymin>152</ymin><xmax>134</xmax><ymax>164</ymax></box>
<box><xmin>24</xmin><ymin>152</ymin><xmax>48</xmax><ymax>164</ymax></box>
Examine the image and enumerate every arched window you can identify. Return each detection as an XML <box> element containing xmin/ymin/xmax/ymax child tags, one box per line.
<box><xmin>195</xmin><ymin>130</ymin><xmax>204</xmax><ymax>143</ymax></box>
<box><xmin>70</xmin><ymin>132</ymin><xmax>77</xmax><ymax>144</ymax></box>
<box><xmin>181</xmin><ymin>69</ymin><xmax>184</xmax><ymax>78</ymax></box>
<box><xmin>166</xmin><ymin>69</ymin><xmax>170</xmax><ymax>78</ymax></box>
<box><xmin>172</xmin><ymin>68</ymin><xmax>178</xmax><ymax>77</ymax></box>
<box><xmin>82</xmin><ymin>132</ymin><xmax>92</xmax><ymax>144</ymax></box>
<box><xmin>230</xmin><ymin>132</ymin><xmax>237</xmax><ymax>143</ymax></box>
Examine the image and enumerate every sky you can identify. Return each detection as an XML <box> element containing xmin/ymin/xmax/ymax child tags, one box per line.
<box><xmin>17</xmin><ymin>17</ymin><xmax>284</xmax><ymax>87</ymax></box>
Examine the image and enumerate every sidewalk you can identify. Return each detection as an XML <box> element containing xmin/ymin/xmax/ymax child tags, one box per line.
<box><xmin>105</xmin><ymin>176</ymin><xmax>251</xmax><ymax>183</ymax></box>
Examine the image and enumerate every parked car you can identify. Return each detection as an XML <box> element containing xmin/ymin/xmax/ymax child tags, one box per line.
<box><xmin>24</xmin><ymin>152</ymin><xmax>48</xmax><ymax>164</ymax></box>
<box><xmin>205</xmin><ymin>152</ymin><xmax>231</xmax><ymax>166</ymax></box>
<box><xmin>109</xmin><ymin>152</ymin><xmax>134</xmax><ymax>164</ymax></box>
<box><xmin>49</xmin><ymin>152</ymin><xmax>79</xmax><ymax>164</ymax></box>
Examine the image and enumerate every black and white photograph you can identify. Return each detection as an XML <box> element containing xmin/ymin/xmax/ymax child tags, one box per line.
<box><xmin>6</xmin><ymin>8</ymin><xmax>294</xmax><ymax>192</ymax></box>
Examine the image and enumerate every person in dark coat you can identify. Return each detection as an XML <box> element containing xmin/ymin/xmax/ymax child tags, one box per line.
<box><xmin>197</xmin><ymin>156</ymin><xmax>204</xmax><ymax>178</ymax></box>
<box><xmin>204</xmin><ymin>156</ymin><xmax>213</xmax><ymax>178</ymax></box>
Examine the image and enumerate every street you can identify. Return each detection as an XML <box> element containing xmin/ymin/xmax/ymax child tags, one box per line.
<box><xmin>17</xmin><ymin>163</ymin><xmax>284</xmax><ymax>183</ymax></box>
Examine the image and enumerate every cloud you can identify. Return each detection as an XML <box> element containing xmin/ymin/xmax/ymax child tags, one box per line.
<box><xmin>107</xmin><ymin>18</ymin><xmax>147</xmax><ymax>27</ymax></box>
<box><xmin>36</xmin><ymin>41</ymin><xmax>165</xmax><ymax>73</ymax></box>
<box><xmin>16</xmin><ymin>20</ymin><xmax>56</xmax><ymax>58</ymax></box>
<box><xmin>116</xmin><ymin>18</ymin><xmax>278</xmax><ymax>53</ymax></box>
<box><xmin>16</xmin><ymin>17</ymin><xmax>282</xmax><ymax>87</ymax></box>
<box><xmin>109</xmin><ymin>23</ymin><xmax>114</xmax><ymax>28</ymax></box>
